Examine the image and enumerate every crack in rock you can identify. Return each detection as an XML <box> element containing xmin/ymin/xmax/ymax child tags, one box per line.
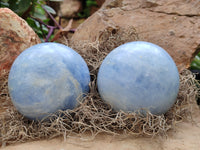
<box><xmin>148</xmin><ymin>9</ymin><xmax>200</xmax><ymax>17</ymax></box>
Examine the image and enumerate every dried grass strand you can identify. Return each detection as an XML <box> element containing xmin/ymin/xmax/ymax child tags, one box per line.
<box><xmin>0</xmin><ymin>26</ymin><xmax>199</xmax><ymax>146</ymax></box>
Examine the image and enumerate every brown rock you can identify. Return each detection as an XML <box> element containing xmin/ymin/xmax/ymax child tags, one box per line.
<box><xmin>0</xmin><ymin>8</ymin><xmax>41</xmax><ymax>73</ymax></box>
<box><xmin>71</xmin><ymin>0</ymin><xmax>200</xmax><ymax>72</ymax></box>
<box><xmin>59</xmin><ymin>0</ymin><xmax>81</xmax><ymax>17</ymax></box>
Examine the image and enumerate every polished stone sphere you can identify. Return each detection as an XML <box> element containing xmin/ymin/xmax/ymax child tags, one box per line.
<box><xmin>97</xmin><ymin>41</ymin><xmax>179</xmax><ymax>115</ymax></box>
<box><xmin>8</xmin><ymin>43</ymin><xmax>90</xmax><ymax>120</ymax></box>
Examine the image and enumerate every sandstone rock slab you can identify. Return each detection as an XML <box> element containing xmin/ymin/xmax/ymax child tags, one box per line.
<box><xmin>71</xmin><ymin>0</ymin><xmax>200</xmax><ymax>72</ymax></box>
<box><xmin>0</xmin><ymin>8</ymin><xmax>41</xmax><ymax>74</ymax></box>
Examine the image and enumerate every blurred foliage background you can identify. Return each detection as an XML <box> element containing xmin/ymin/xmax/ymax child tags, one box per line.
<box><xmin>191</xmin><ymin>52</ymin><xmax>200</xmax><ymax>70</ymax></box>
<box><xmin>0</xmin><ymin>0</ymin><xmax>99</xmax><ymax>41</ymax></box>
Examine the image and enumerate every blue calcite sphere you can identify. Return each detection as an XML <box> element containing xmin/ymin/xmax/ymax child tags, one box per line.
<box><xmin>8</xmin><ymin>43</ymin><xmax>90</xmax><ymax>120</ymax></box>
<box><xmin>97</xmin><ymin>41</ymin><xmax>179</xmax><ymax>115</ymax></box>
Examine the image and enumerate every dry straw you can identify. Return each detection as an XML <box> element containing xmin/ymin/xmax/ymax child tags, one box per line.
<box><xmin>0</xmin><ymin>26</ymin><xmax>199</xmax><ymax>146</ymax></box>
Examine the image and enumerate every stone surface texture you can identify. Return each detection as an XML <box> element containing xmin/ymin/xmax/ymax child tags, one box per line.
<box><xmin>71</xmin><ymin>0</ymin><xmax>200</xmax><ymax>72</ymax></box>
<box><xmin>0</xmin><ymin>8</ymin><xmax>41</xmax><ymax>74</ymax></box>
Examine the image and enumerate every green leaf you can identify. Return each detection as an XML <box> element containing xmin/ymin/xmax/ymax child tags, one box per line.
<box><xmin>35</xmin><ymin>21</ymin><xmax>41</xmax><ymax>28</ymax></box>
<box><xmin>0</xmin><ymin>2</ymin><xmax>9</xmax><ymax>7</ymax></box>
<box><xmin>42</xmin><ymin>18</ymin><xmax>50</xmax><ymax>24</ymax></box>
<box><xmin>33</xmin><ymin>5</ymin><xmax>47</xmax><ymax>20</ymax></box>
<box><xmin>43</xmin><ymin>5</ymin><xmax>56</xmax><ymax>15</ymax></box>
<box><xmin>26</xmin><ymin>17</ymin><xmax>46</xmax><ymax>40</ymax></box>
<box><xmin>8</xmin><ymin>0</ymin><xmax>31</xmax><ymax>16</ymax></box>
<box><xmin>8</xmin><ymin>0</ymin><xmax>19</xmax><ymax>13</ymax></box>
<box><xmin>191</xmin><ymin>62</ymin><xmax>200</xmax><ymax>70</ymax></box>
<box><xmin>41</xmin><ymin>25</ymin><xmax>48</xmax><ymax>33</ymax></box>
<box><xmin>194</xmin><ymin>54</ymin><xmax>200</xmax><ymax>61</ymax></box>
<box><xmin>194</xmin><ymin>59</ymin><xmax>200</xmax><ymax>66</ymax></box>
<box><xmin>37</xmin><ymin>0</ymin><xmax>46</xmax><ymax>5</ymax></box>
<box><xmin>1</xmin><ymin>0</ymin><xmax>9</xmax><ymax>2</ymax></box>
<box><xmin>26</xmin><ymin>17</ymin><xmax>36</xmax><ymax>27</ymax></box>
<box><xmin>191</xmin><ymin>53</ymin><xmax>200</xmax><ymax>70</ymax></box>
<box><xmin>18</xmin><ymin>0</ymin><xmax>31</xmax><ymax>15</ymax></box>
<box><xmin>86</xmin><ymin>0</ymin><xmax>97</xmax><ymax>7</ymax></box>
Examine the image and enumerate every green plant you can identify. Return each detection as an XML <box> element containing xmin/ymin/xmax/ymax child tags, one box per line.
<box><xmin>1</xmin><ymin>0</ymin><xmax>30</xmax><ymax>16</ymax></box>
<box><xmin>78</xmin><ymin>0</ymin><xmax>97</xmax><ymax>18</ymax></box>
<box><xmin>190</xmin><ymin>52</ymin><xmax>200</xmax><ymax>105</ymax></box>
<box><xmin>191</xmin><ymin>52</ymin><xmax>200</xmax><ymax>70</ymax></box>
<box><xmin>0</xmin><ymin>0</ymin><xmax>58</xmax><ymax>41</ymax></box>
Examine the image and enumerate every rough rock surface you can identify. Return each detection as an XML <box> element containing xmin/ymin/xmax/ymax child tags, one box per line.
<box><xmin>71</xmin><ymin>0</ymin><xmax>200</xmax><ymax>72</ymax></box>
<box><xmin>0</xmin><ymin>8</ymin><xmax>41</xmax><ymax>74</ymax></box>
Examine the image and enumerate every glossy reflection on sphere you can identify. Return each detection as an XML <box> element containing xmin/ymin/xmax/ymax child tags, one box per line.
<box><xmin>97</xmin><ymin>41</ymin><xmax>179</xmax><ymax>115</ymax></box>
<box><xmin>8</xmin><ymin>43</ymin><xmax>90</xmax><ymax>120</ymax></box>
